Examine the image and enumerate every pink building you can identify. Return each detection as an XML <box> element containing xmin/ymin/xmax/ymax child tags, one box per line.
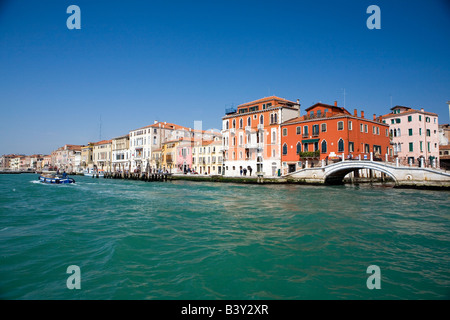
<box><xmin>176</xmin><ymin>138</ymin><xmax>194</xmax><ymax>173</ymax></box>
<box><xmin>382</xmin><ymin>106</ymin><xmax>439</xmax><ymax>167</ymax></box>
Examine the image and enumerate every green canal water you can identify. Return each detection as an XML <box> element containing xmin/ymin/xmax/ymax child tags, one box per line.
<box><xmin>0</xmin><ymin>174</ymin><xmax>449</xmax><ymax>299</ymax></box>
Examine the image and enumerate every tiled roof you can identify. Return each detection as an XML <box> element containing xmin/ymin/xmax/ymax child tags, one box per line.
<box><xmin>382</xmin><ymin>108</ymin><xmax>438</xmax><ymax>118</ymax></box>
<box><xmin>237</xmin><ymin>96</ymin><xmax>297</xmax><ymax>107</ymax></box>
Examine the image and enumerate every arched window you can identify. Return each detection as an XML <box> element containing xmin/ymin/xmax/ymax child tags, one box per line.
<box><xmin>397</xmin><ymin>128</ymin><xmax>401</xmax><ymax>137</ymax></box>
<box><xmin>247</xmin><ymin>117</ymin><xmax>251</xmax><ymax>126</ymax></box>
<box><xmin>296</xmin><ymin>142</ymin><xmax>301</xmax><ymax>154</ymax></box>
<box><xmin>272</xmin><ymin>131</ymin><xmax>276</xmax><ymax>144</ymax></box>
<box><xmin>239</xmin><ymin>118</ymin><xmax>243</xmax><ymax>128</ymax></box>
<box><xmin>282</xmin><ymin>143</ymin><xmax>288</xmax><ymax>155</ymax></box>
<box><xmin>225</xmin><ymin>121</ymin><xmax>229</xmax><ymax>130</ymax></box>
<box><xmin>274</xmin><ymin>113</ymin><xmax>278</xmax><ymax>123</ymax></box>
<box><xmin>270</xmin><ymin>114</ymin><xmax>274</xmax><ymax>124</ymax></box>
<box><xmin>232</xmin><ymin>119</ymin><xmax>236</xmax><ymax>128</ymax></box>
<box><xmin>338</xmin><ymin>139</ymin><xmax>344</xmax><ymax>152</ymax></box>
<box><xmin>260</xmin><ymin>115</ymin><xmax>264</xmax><ymax>124</ymax></box>
<box><xmin>321</xmin><ymin>140</ymin><xmax>327</xmax><ymax>153</ymax></box>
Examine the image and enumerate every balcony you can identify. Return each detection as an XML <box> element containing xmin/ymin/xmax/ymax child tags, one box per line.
<box><xmin>230</xmin><ymin>128</ymin><xmax>236</xmax><ymax>135</ymax></box>
<box><xmin>312</xmin><ymin>132</ymin><xmax>319</xmax><ymax>137</ymax></box>
<box><xmin>244</xmin><ymin>143</ymin><xmax>258</xmax><ymax>149</ymax></box>
<box><xmin>257</xmin><ymin>124</ymin><xmax>264</xmax><ymax>131</ymax></box>
<box><xmin>302</xmin><ymin>133</ymin><xmax>309</xmax><ymax>138</ymax></box>
<box><xmin>245</xmin><ymin>126</ymin><xmax>252</xmax><ymax>132</ymax></box>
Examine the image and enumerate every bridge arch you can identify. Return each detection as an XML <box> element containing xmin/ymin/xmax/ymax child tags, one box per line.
<box><xmin>324</xmin><ymin>162</ymin><xmax>399</xmax><ymax>185</ymax></box>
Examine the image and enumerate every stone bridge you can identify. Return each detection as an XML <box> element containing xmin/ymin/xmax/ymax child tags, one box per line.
<box><xmin>284</xmin><ymin>160</ymin><xmax>450</xmax><ymax>188</ymax></box>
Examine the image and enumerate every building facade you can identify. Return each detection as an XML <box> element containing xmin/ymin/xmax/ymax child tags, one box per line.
<box><xmin>111</xmin><ymin>134</ymin><xmax>130</xmax><ymax>172</ymax></box>
<box><xmin>192</xmin><ymin>138</ymin><xmax>223</xmax><ymax>175</ymax></box>
<box><xmin>221</xmin><ymin>96</ymin><xmax>300</xmax><ymax>177</ymax></box>
<box><xmin>382</xmin><ymin>106</ymin><xmax>439</xmax><ymax>166</ymax></box>
<box><xmin>281</xmin><ymin>102</ymin><xmax>391</xmax><ymax>174</ymax></box>
<box><xmin>129</xmin><ymin>121</ymin><xmax>193</xmax><ymax>172</ymax></box>
<box><xmin>93</xmin><ymin>140</ymin><xmax>112</xmax><ymax>172</ymax></box>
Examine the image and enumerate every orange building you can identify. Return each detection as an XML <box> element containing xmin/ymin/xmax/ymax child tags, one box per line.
<box><xmin>222</xmin><ymin>96</ymin><xmax>300</xmax><ymax>176</ymax></box>
<box><xmin>281</xmin><ymin>102</ymin><xmax>391</xmax><ymax>174</ymax></box>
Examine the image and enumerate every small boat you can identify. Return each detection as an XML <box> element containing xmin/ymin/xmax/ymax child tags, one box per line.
<box><xmin>39</xmin><ymin>171</ymin><xmax>75</xmax><ymax>184</ymax></box>
<box><xmin>83</xmin><ymin>168</ymin><xmax>104</xmax><ymax>177</ymax></box>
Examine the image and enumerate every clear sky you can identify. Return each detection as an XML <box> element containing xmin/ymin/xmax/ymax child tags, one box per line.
<box><xmin>1</xmin><ymin>0</ymin><xmax>449</xmax><ymax>155</ymax></box>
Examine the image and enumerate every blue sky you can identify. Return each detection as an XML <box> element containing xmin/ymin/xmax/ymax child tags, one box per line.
<box><xmin>1</xmin><ymin>0</ymin><xmax>449</xmax><ymax>155</ymax></box>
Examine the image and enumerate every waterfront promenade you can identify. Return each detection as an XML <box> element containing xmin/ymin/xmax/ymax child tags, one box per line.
<box><xmin>100</xmin><ymin>159</ymin><xmax>450</xmax><ymax>189</ymax></box>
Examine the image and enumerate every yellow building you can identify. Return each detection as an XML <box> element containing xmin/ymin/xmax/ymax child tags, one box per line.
<box><xmin>160</xmin><ymin>139</ymin><xmax>182</xmax><ymax>173</ymax></box>
<box><xmin>81</xmin><ymin>143</ymin><xmax>94</xmax><ymax>171</ymax></box>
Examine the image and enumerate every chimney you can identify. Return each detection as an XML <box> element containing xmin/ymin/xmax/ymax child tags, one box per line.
<box><xmin>334</xmin><ymin>101</ymin><xmax>337</xmax><ymax>107</ymax></box>
<box><xmin>154</xmin><ymin>120</ymin><xmax>158</xmax><ymax>124</ymax></box>
<box><xmin>297</xmin><ymin>99</ymin><xmax>301</xmax><ymax>117</ymax></box>
<box><xmin>361</xmin><ymin>111</ymin><xmax>364</xmax><ymax>118</ymax></box>
<box><xmin>420</xmin><ymin>108</ymin><xmax>424</xmax><ymax>112</ymax></box>
<box><xmin>354</xmin><ymin>109</ymin><xmax>357</xmax><ymax>117</ymax></box>
<box><xmin>373</xmin><ymin>114</ymin><xmax>376</xmax><ymax>121</ymax></box>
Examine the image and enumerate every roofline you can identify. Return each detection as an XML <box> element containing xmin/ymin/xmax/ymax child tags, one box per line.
<box><xmin>281</xmin><ymin>114</ymin><xmax>390</xmax><ymax>127</ymax></box>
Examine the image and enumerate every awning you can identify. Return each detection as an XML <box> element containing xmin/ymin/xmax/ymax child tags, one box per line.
<box><xmin>301</xmin><ymin>139</ymin><xmax>319</xmax><ymax>144</ymax></box>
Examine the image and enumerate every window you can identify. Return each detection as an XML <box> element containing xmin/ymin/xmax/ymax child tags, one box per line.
<box><xmin>408</xmin><ymin>128</ymin><xmax>413</xmax><ymax>136</ymax></box>
<box><xmin>398</xmin><ymin>128</ymin><xmax>401</xmax><ymax>137</ymax></box>
<box><xmin>349</xmin><ymin>142</ymin><xmax>354</xmax><ymax>153</ymax></box>
<box><xmin>426</xmin><ymin>129</ymin><xmax>430</xmax><ymax>137</ymax></box>
<box><xmin>428</xmin><ymin>142</ymin><xmax>431</xmax><ymax>152</ymax></box>
<box><xmin>373</xmin><ymin>126</ymin><xmax>376</xmax><ymax>134</ymax></box>
<box><xmin>364</xmin><ymin>124</ymin><xmax>368</xmax><ymax>133</ymax></box>
<box><xmin>376</xmin><ymin>127</ymin><xmax>379</xmax><ymax>135</ymax></box>
<box><xmin>274</xmin><ymin>113</ymin><xmax>277</xmax><ymax>123</ymax></box>
<box><xmin>408</xmin><ymin>115</ymin><xmax>412</xmax><ymax>122</ymax></box>
<box><xmin>321</xmin><ymin>140</ymin><xmax>327</xmax><ymax>153</ymax></box>
<box><xmin>270</xmin><ymin>114</ymin><xmax>274</xmax><ymax>124</ymax></box>
<box><xmin>426</xmin><ymin>117</ymin><xmax>430</xmax><ymax>123</ymax></box>
<box><xmin>282</xmin><ymin>143</ymin><xmax>288</xmax><ymax>155</ymax></box>
<box><xmin>296</xmin><ymin>142</ymin><xmax>301</xmax><ymax>154</ymax></box>
<box><xmin>321</xmin><ymin>123</ymin><xmax>327</xmax><ymax>132</ymax></box>
<box><xmin>260</xmin><ymin>115</ymin><xmax>264</xmax><ymax>124</ymax></box>
<box><xmin>226</xmin><ymin>121</ymin><xmax>229</xmax><ymax>129</ymax></box>
<box><xmin>282</xmin><ymin>128</ymin><xmax>288</xmax><ymax>136</ymax></box>
<box><xmin>420</xmin><ymin>141</ymin><xmax>423</xmax><ymax>152</ymax></box>
<box><xmin>247</xmin><ymin>117</ymin><xmax>251</xmax><ymax>126</ymax></box>
<box><xmin>232</xmin><ymin>119</ymin><xmax>236</xmax><ymax>128</ymax></box>
<box><xmin>239</xmin><ymin>119</ymin><xmax>243</xmax><ymax>128</ymax></box>
<box><xmin>409</xmin><ymin>142</ymin><xmax>414</xmax><ymax>152</ymax></box>
<box><xmin>338</xmin><ymin>139</ymin><xmax>344</xmax><ymax>152</ymax></box>
<box><xmin>365</xmin><ymin>144</ymin><xmax>370</xmax><ymax>153</ymax></box>
<box><xmin>361</xmin><ymin>124</ymin><xmax>364</xmax><ymax>132</ymax></box>
<box><xmin>386</xmin><ymin>129</ymin><xmax>389</xmax><ymax>137</ymax></box>
<box><xmin>419</xmin><ymin>115</ymin><xmax>422</xmax><ymax>121</ymax></box>
<box><xmin>337</xmin><ymin>121</ymin><xmax>344</xmax><ymax>130</ymax></box>
<box><xmin>348</xmin><ymin>121</ymin><xmax>352</xmax><ymax>131</ymax></box>
<box><xmin>391</xmin><ymin>119</ymin><xmax>395</xmax><ymax>124</ymax></box>
<box><xmin>419</xmin><ymin>128</ymin><xmax>422</xmax><ymax>136</ymax></box>
<box><xmin>303</xmin><ymin>143</ymin><xmax>309</xmax><ymax>152</ymax></box>
<box><xmin>296</xmin><ymin>126</ymin><xmax>301</xmax><ymax>135</ymax></box>
<box><xmin>312</xmin><ymin>124</ymin><xmax>319</xmax><ymax>136</ymax></box>
<box><xmin>396</xmin><ymin>118</ymin><xmax>401</xmax><ymax>124</ymax></box>
<box><xmin>272</xmin><ymin>131</ymin><xmax>276</xmax><ymax>144</ymax></box>
<box><xmin>303</xmin><ymin>126</ymin><xmax>308</xmax><ymax>135</ymax></box>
